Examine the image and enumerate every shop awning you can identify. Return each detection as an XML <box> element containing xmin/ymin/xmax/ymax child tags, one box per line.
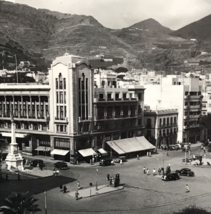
<box><xmin>78</xmin><ymin>148</ymin><xmax>96</xmax><ymax>157</ymax></box>
<box><xmin>135</xmin><ymin>136</ymin><xmax>156</xmax><ymax>150</ymax></box>
<box><xmin>51</xmin><ymin>149</ymin><xmax>69</xmax><ymax>156</ymax></box>
<box><xmin>1</xmin><ymin>132</ymin><xmax>27</xmax><ymax>138</ymax></box>
<box><xmin>98</xmin><ymin>148</ymin><xmax>108</xmax><ymax>156</ymax></box>
<box><xmin>106</xmin><ymin>137</ymin><xmax>155</xmax><ymax>154</ymax></box>
<box><xmin>35</xmin><ymin>146</ymin><xmax>51</xmax><ymax>152</ymax></box>
<box><xmin>106</xmin><ymin>141</ymin><xmax>125</xmax><ymax>155</ymax></box>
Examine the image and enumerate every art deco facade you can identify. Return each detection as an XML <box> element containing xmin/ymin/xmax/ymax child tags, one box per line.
<box><xmin>0</xmin><ymin>54</ymin><xmax>145</xmax><ymax>163</ymax></box>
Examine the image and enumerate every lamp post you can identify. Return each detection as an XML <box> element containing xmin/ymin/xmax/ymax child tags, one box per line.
<box><xmin>95</xmin><ymin>168</ymin><xmax>98</xmax><ymax>191</ymax></box>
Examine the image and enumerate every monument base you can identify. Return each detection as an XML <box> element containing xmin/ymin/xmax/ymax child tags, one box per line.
<box><xmin>5</xmin><ymin>153</ymin><xmax>24</xmax><ymax>171</ymax></box>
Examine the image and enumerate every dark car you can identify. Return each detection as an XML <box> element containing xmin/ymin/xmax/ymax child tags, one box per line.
<box><xmin>30</xmin><ymin>159</ymin><xmax>44</xmax><ymax>167</ymax></box>
<box><xmin>176</xmin><ymin>168</ymin><xmax>195</xmax><ymax>177</ymax></box>
<box><xmin>99</xmin><ymin>158</ymin><xmax>113</xmax><ymax>166</ymax></box>
<box><xmin>54</xmin><ymin>162</ymin><xmax>69</xmax><ymax>170</ymax></box>
<box><xmin>162</xmin><ymin>172</ymin><xmax>180</xmax><ymax>181</ymax></box>
<box><xmin>114</xmin><ymin>156</ymin><xmax>127</xmax><ymax>163</ymax></box>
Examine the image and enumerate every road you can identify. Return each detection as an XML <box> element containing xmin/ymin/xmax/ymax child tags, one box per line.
<box><xmin>2</xmin><ymin>144</ymin><xmax>211</xmax><ymax>214</ymax></box>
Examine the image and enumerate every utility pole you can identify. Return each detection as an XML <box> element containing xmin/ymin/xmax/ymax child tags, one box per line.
<box><xmin>44</xmin><ymin>191</ymin><xmax>47</xmax><ymax>214</ymax></box>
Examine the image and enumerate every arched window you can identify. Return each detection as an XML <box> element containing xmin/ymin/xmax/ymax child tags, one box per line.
<box><xmin>163</xmin><ymin>118</ymin><xmax>166</xmax><ymax>125</ymax></box>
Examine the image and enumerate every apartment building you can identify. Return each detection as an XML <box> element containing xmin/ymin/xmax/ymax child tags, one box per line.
<box><xmin>144</xmin><ymin>75</ymin><xmax>203</xmax><ymax>143</ymax></box>
<box><xmin>144</xmin><ymin>106</ymin><xmax>178</xmax><ymax>148</ymax></box>
<box><xmin>0</xmin><ymin>53</ymin><xmax>151</xmax><ymax>163</ymax></box>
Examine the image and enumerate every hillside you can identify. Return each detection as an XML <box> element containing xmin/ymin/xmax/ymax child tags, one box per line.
<box><xmin>0</xmin><ymin>1</ymin><xmax>198</xmax><ymax>72</ymax></box>
<box><xmin>171</xmin><ymin>14</ymin><xmax>211</xmax><ymax>41</ymax></box>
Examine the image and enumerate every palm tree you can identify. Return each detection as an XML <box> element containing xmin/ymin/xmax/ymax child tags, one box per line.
<box><xmin>0</xmin><ymin>192</ymin><xmax>41</xmax><ymax>214</ymax></box>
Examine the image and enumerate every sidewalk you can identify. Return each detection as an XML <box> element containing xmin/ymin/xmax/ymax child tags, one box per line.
<box><xmin>68</xmin><ymin>184</ymin><xmax>124</xmax><ymax>199</ymax></box>
<box><xmin>1</xmin><ymin>162</ymin><xmax>54</xmax><ymax>179</ymax></box>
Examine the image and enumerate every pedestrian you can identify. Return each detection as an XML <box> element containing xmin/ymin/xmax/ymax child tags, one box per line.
<box><xmin>53</xmin><ymin>167</ymin><xmax>56</xmax><ymax>176</ymax></box>
<box><xmin>92</xmin><ymin>156</ymin><xmax>95</xmax><ymax>164</ymax></box>
<box><xmin>75</xmin><ymin>191</ymin><xmax>80</xmax><ymax>200</ymax></box>
<box><xmin>107</xmin><ymin>174</ymin><xmax>110</xmax><ymax>181</ymax></box>
<box><xmin>188</xmin><ymin>150</ymin><xmax>191</xmax><ymax>156</ymax></box>
<box><xmin>137</xmin><ymin>155</ymin><xmax>140</xmax><ymax>160</ymax></box>
<box><xmin>185</xmin><ymin>184</ymin><xmax>190</xmax><ymax>193</ymax></box>
<box><xmin>161</xmin><ymin>167</ymin><xmax>164</xmax><ymax>175</ymax></box>
<box><xmin>143</xmin><ymin>167</ymin><xmax>146</xmax><ymax>174</ymax></box>
<box><xmin>204</xmin><ymin>147</ymin><xmax>206</xmax><ymax>153</ymax></box>
<box><xmin>120</xmin><ymin>159</ymin><xmax>123</xmax><ymax>165</ymax></box>
<box><xmin>158</xmin><ymin>168</ymin><xmax>161</xmax><ymax>175</ymax></box>
<box><xmin>109</xmin><ymin>177</ymin><xmax>112</xmax><ymax>186</ymax></box>
<box><xmin>39</xmin><ymin>163</ymin><xmax>43</xmax><ymax>171</ymax></box>
<box><xmin>77</xmin><ymin>181</ymin><xmax>81</xmax><ymax>190</ymax></box>
<box><xmin>146</xmin><ymin>168</ymin><xmax>150</xmax><ymax>175</ymax></box>
<box><xmin>17</xmin><ymin>173</ymin><xmax>20</xmax><ymax>181</ymax></box>
<box><xmin>60</xmin><ymin>185</ymin><xmax>63</xmax><ymax>192</ymax></box>
<box><xmin>63</xmin><ymin>185</ymin><xmax>67</xmax><ymax>193</ymax></box>
<box><xmin>56</xmin><ymin>169</ymin><xmax>59</xmax><ymax>176</ymax></box>
<box><xmin>153</xmin><ymin>168</ymin><xmax>156</xmax><ymax>176</ymax></box>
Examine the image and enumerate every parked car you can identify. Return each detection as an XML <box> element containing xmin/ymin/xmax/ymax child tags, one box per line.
<box><xmin>162</xmin><ymin>172</ymin><xmax>180</xmax><ymax>181</ymax></box>
<box><xmin>30</xmin><ymin>159</ymin><xmax>44</xmax><ymax>167</ymax></box>
<box><xmin>99</xmin><ymin>158</ymin><xmax>113</xmax><ymax>166</ymax></box>
<box><xmin>113</xmin><ymin>156</ymin><xmax>127</xmax><ymax>163</ymax></box>
<box><xmin>182</xmin><ymin>158</ymin><xmax>193</xmax><ymax>163</ymax></box>
<box><xmin>176</xmin><ymin>168</ymin><xmax>195</xmax><ymax>176</ymax></box>
<box><xmin>169</xmin><ymin>145</ymin><xmax>180</xmax><ymax>150</ymax></box>
<box><xmin>54</xmin><ymin>161</ymin><xmax>69</xmax><ymax>170</ymax></box>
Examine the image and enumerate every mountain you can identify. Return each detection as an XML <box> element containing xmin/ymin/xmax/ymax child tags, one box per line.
<box><xmin>130</xmin><ymin>18</ymin><xmax>173</xmax><ymax>34</ymax></box>
<box><xmin>110</xmin><ymin>18</ymin><xmax>186</xmax><ymax>52</ymax></box>
<box><xmin>0</xmin><ymin>1</ymin><xmax>194</xmax><ymax>71</ymax></box>
<box><xmin>171</xmin><ymin>14</ymin><xmax>211</xmax><ymax>41</ymax></box>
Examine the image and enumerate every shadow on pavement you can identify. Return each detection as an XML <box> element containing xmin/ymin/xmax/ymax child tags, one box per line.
<box><xmin>0</xmin><ymin>176</ymin><xmax>76</xmax><ymax>206</ymax></box>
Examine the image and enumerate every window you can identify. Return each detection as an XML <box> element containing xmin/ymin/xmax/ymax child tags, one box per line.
<box><xmin>107</xmin><ymin>93</ymin><xmax>112</xmax><ymax>99</ymax></box>
<box><xmin>64</xmin><ymin>78</ymin><xmax>66</xmax><ymax>89</ymax></box>
<box><xmin>174</xmin><ymin>117</ymin><xmax>177</xmax><ymax>124</ymax></box>
<box><xmin>167</xmin><ymin>118</ymin><xmax>169</xmax><ymax>125</ymax></box>
<box><xmin>123</xmin><ymin>93</ymin><xmax>127</xmax><ymax>99</ymax></box>
<box><xmin>163</xmin><ymin>118</ymin><xmax>166</xmax><ymax>125</ymax></box>
<box><xmin>64</xmin><ymin>92</ymin><xmax>66</xmax><ymax>104</ymax></box>
<box><xmin>56</xmin><ymin>78</ymin><xmax>58</xmax><ymax>89</ymax></box>
<box><xmin>115</xmin><ymin>93</ymin><xmax>119</xmax><ymax>99</ymax></box>
<box><xmin>146</xmin><ymin>118</ymin><xmax>152</xmax><ymax>128</ymax></box>
<box><xmin>60</xmin><ymin>106</ymin><xmax>64</xmax><ymax>119</ymax></box>
<box><xmin>60</xmin><ymin>92</ymin><xmax>63</xmax><ymax>103</ymax></box>
<box><xmin>138</xmin><ymin>93</ymin><xmax>142</xmax><ymax>100</ymax></box>
<box><xmin>170</xmin><ymin>117</ymin><xmax>173</xmax><ymax>124</ymax></box>
<box><xmin>99</xmin><ymin>94</ymin><xmax>104</xmax><ymax>99</ymax></box>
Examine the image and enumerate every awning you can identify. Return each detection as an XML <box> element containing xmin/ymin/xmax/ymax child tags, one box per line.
<box><xmin>135</xmin><ymin>136</ymin><xmax>156</xmax><ymax>150</ymax></box>
<box><xmin>51</xmin><ymin>149</ymin><xmax>69</xmax><ymax>156</ymax></box>
<box><xmin>106</xmin><ymin>137</ymin><xmax>155</xmax><ymax>154</ymax></box>
<box><xmin>98</xmin><ymin>148</ymin><xmax>108</xmax><ymax>156</ymax></box>
<box><xmin>78</xmin><ymin>148</ymin><xmax>96</xmax><ymax>157</ymax></box>
<box><xmin>106</xmin><ymin>141</ymin><xmax>125</xmax><ymax>155</ymax></box>
<box><xmin>1</xmin><ymin>132</ymin><xmax>27</xmax><ymax>138</ymax></box>
<box><xmin>35</xmin><ymin>146</ymin><xmax>51</xmax><ymax>152</ymax></box>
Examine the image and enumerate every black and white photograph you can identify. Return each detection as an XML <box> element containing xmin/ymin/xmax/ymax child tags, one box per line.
<box><xmin>0</xmin><ymin>0</ymin><xmax>211</xmax><ymax>213</ymax></box>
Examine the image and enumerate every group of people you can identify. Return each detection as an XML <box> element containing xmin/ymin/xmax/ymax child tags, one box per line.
<box><xmin>143</xmin><ymin>167</ymin><xmax>165</xmax><ymax>176</ymax></box>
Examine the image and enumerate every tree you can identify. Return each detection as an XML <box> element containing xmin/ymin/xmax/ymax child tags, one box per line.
<box><xmin>173</xmin><ymin>205</ymin><xmax>211</xmax><ymax>214</ymax></box>
<box><xmin>0</xmin><ymin>192</ymin><xmax>41</xmax><ymax>214</ymax></box>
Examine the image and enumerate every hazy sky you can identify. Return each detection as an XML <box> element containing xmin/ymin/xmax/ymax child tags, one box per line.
<box><xmin>12</xmin><ymin>0</ymin><xmax>211</xmax><ymax>30</ymax></box>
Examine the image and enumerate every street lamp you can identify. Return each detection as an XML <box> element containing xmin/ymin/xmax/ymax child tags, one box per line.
<box><xmin>96</xmin><ymin>168</ymin><xmax>98</xmax><ymax>191</ymax></box>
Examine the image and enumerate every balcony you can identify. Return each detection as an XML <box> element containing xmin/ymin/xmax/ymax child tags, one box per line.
<box><xmin>189</xmin><ymin>115</ymin><xmax>200</xmax><ymax>119</ymax></box>
<box><xmin>184</xmin><ymin>95</ymin><xmax>190</xmax><ymax>99</ymax></box>
<box><xmin>189</xmin><ymin>105</ymin><xmax>200</xmax><ymax>109</ymax></box>
<box><xmin>190</xmin><ymin>95</ymin><xmax>201</xmax><ymax>99</ymax></box>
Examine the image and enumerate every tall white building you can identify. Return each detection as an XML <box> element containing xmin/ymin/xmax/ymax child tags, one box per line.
<box><xmin>144</xmin><ymin>75</ymin><xmax>203</xmax><ymax>143</ymax></box>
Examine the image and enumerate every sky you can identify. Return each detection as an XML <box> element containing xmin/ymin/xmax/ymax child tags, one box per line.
<box><xmin>10</xmin><ymin>0</ymin><xmax>211</xmax><ymax>30</ymax></box>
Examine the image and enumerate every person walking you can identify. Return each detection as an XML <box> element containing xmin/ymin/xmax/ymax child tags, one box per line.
<box><xmin>77</xmin><ymin>181</ymin><xmax>81</xmax><ymax>190</ymax></box>
<box><xmin>63</xmin><ymin>185</ymin><xmax>67</xmax><ymax>193</ymax></box>
<box><xmin>146</xmin><ymin>168</ymin><xmax>150</xmax><ymax>175</ymax></box>
<box><xmin>143</xmin><ymin>167</ymin><xmax>146</xmax><ymax>174</ymax></box>
<box><xmin>185</xmin><ymin>184</ymin><xmax>190</xmax><ymax>193</ymax></box>
<box><xmin>107</xmin><ymin>174</ymin><xmax>110</xmax><ymax>181</ymax></box>
<box><xmin>158</xmin><ymin>168</ymin><xmax>161</xmax><ymax>175</ymax></box>
<box><xmin>153</xmin><ymin>168</ymin><xmax>156</xmax><ymax>176</ymax></box>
